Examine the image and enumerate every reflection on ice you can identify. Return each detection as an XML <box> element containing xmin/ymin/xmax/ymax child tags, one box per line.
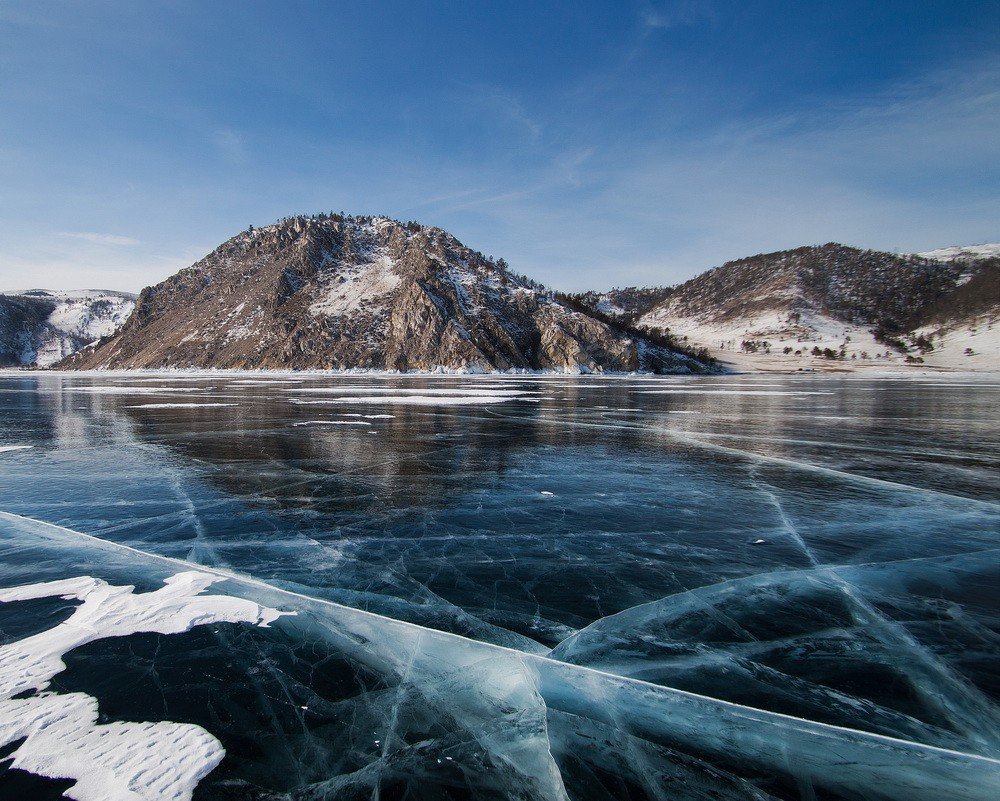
<box><xmin>0</xmin><ymin>372</ymin><xmax>998</xmax><ymax>799</ymax></box>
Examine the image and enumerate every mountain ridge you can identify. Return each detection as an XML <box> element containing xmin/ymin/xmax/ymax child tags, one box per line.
<box><xmin>59</xmin><ymin>214</ymin><xmax>710</xmax><ymax>373</ymax></box>
<box><xmin>4</xmin><ymin>223</ymin><xmax>996</xmax><ymax>372</ymax></box>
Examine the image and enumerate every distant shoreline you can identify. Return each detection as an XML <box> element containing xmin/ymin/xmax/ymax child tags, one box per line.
<box><xmin>2</xmin><ymin>365</ymin><xmax>997</xmax><ymax>378</ymax></box>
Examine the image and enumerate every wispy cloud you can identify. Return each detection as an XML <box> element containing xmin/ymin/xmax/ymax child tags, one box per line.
<box><xmin>58</xmin><ymin>232</ymin><xmax>141</xmax><ymax>246</ymax></box>
<box><xmin>465</xmin><ymin>86</ymin><xmax>543</xmax><ymax>141</ymax></box>
<box><xmin>0</xmin><ymin>236</ymin><xmax>211</xmax><ymax>293</ymax></box>
<box><xmin>640</xmin><ymin>1</ymin><xmax>715</xmax><ymax>31</ymax></box>
<box><xmin>439</xmin><ymin>55</ymin><xmax>1000</xmax><ymax>292</ymax></box>
<box><xmin>213</xmin><ymin>129</ymin><xmax>247</xmax><ymax>163</ymax></box>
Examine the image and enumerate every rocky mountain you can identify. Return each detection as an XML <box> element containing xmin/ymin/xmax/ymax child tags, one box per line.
<box><xmin>62</xmin><ymin>215</ymin><xmax>710</xmax><ymax>373</ymax></box>
<box><xmin>573</xmin><ymin>243</ymin><xmax>999</xmax><ymax>370</ymax></box>
<box><xmin>0</xmin><ymin>289</ymin><xmax>136</xmax><ymax>367</ymax></box>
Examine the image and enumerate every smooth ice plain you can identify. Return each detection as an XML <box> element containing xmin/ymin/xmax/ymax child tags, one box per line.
<box><xmin>0</xmin><ymin>372</ymin><xmax>998</xmax><ymax>800</ymax></box>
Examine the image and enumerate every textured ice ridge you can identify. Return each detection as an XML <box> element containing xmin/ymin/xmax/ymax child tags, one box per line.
<box><xmin>2</xmin><ymin>511</ymin><xmax>999</xmax><ymax>801</ymax></box>
<box><xmin>0</xmin><ymin>571</ymin><xmax>288</xmax><ymax>801</ymax></box>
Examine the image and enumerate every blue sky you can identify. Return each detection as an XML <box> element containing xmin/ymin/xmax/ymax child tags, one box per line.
<box><xmin>1</xmin><ymin>1</ymin><xmax>997</xmax><ymax>292</ymax></box>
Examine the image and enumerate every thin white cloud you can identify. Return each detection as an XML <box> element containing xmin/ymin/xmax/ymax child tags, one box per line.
<box><xmin>58</xmin><ymin>232</ymin><xmax>141</xmax><ymax>246</ymax></box>
<box><xmin>463</xmin><ymin>86</ymin><xmax>543</xmax><ymax>141</ymax></box>
<box><xmin>213</xmin><ymin>129</ymin><xmax>247</xmax><ymax>163</ymax></box>
<box><xmin>0</xmin><ymin>235</ymin><xmax>209</xmax><ymax>294</ymax></box>
<box><xmin>640</xmin><ymin>1</ymin><xmax>715</xmax><ymax>31</ymax></box>
<box><xmin>444</xmin><ymin>54</ymin><xmax>1000</xmax><ymax>291</ymax></box>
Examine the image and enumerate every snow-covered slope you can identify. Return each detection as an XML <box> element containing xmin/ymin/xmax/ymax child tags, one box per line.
<box><xmin>0</xmin><ymin>289</ymin><xmax>136</xmax><ymax>367</ymax></box>
<box><xmin>912</xmin><ymin>316</ymin><xmax>999</xmax><ymax>370</ymax></box>
<box><xmin>916</xmin><ymin>244</ymin><xmax>1000</xmax><ymax>262</ymax></box>
<box><xmin>572</xmin><ymin>243</ymin><xmax>998</xmax><ymax>372</ymax></box>
<box><xmin>639</xmin><ymin>307</ymin><xmax>908</xmax><ymax>371</ymax></box>
<box><xmin>630</xmin><ymin>243</ymin><xmax>972</xmax><ymax>370</ymax></box>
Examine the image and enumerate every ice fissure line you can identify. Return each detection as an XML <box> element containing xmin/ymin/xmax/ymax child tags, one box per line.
<box><xmin>749</xmin><ymin>469</ymin><xmax>1000</xmax><ymax>752</ymax></box>
<box><xmin>2</xmin><ymin>510</ymin><xmax>998</xmax><ymax>780</ymax></box>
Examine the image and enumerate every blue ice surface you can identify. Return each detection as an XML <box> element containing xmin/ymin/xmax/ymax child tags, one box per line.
<box><xmin>0</xmin><ymin>371</ymin><xmax>998</xmax><ymax>799</ymax></box>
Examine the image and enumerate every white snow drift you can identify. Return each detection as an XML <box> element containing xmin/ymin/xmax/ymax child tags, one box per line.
<box><xmin>0</xmin><ymin>571</ymin><xmax>288</xmax><ymax>801</ymax></box>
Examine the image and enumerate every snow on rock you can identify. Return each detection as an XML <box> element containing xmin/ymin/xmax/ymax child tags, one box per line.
<box><xmin>0</xmin><ymin>290</ymin><xmax>135</xmax><ymax>367</ymax></box>
<box><xmin>309</xmin><ymin>251</ymin><xmax>402</xmax><ymax>318</ymax></box>
<box><xmin>0</xmin><ymin>571</ymin><xmax>288</xmax><ymax>801</ymax></box>
<box><xmin>594</xmin><ymin>297</ymin><xmax>626</xmax><ymax>316</ymax></box>
<box><xmin>916</xmin><ymin>244</ymin><xmax>1000</xmax><ymax>262</ymax></box>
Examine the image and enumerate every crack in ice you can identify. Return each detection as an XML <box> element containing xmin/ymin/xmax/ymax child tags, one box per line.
<box><xmin>1</xmin><ymin>511</ymin><xmax>997</xmax><ymax>801</ymax></box>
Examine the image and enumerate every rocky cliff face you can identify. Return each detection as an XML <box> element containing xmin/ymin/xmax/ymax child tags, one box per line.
<box><xmin>0</xmin><ymin>289</ymin><xmax>136</xmax><ymax>367</ymax></box>
<box><xmin>63</xmin><ymin>215</ymin><xmax>709</xmax><ymax>373</ymax></box>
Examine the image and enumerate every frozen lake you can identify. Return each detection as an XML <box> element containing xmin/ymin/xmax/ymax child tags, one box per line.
<box><xmin>1</xmin><ymin>372</ymin><xmax>998</xmax><ymax>800</ymax></box>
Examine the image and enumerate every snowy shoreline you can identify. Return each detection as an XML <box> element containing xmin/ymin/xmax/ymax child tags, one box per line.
<box><xmin>2</xmin><ymin>364</ymin><xmax>999</xmax><ymax>378</ymax></box>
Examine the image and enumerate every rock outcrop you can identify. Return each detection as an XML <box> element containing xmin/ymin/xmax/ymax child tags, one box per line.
<box><xmin>63</xmin><ymin>215</ymin><xmax>709</xmax><ymax>373</ymax></box>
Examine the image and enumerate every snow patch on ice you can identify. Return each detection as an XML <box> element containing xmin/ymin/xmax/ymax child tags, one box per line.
<box><xmin>67</xmin><ymin>386</ymin><xmax>210</xmax><ymax>394</ymax></box>
<box><xmin>637</xmin><ymin>389</ymin><xmax>832</xmax><ymax>396</ymax></box>
<box><xmin>286</xmin><ymin>387</ymin><xmax>533</xmax><ymax>397</ymax></box>
<box><xmin>293</xmin><ymin>419</ymin><xmax>372</xmax><ymax>426</ymax></box>
<box><xmin>285</xmin><ymin>387</ymin><xmax>534</xmax><ymax>407</ymax></box>
<box><xmin>126</xmin><ymin>403</ymin><xmax>237</xmax><ymax>409</ymax></box>
<box><xmin>0</xmin><ymin>572</ymin><xmax>288</xmax><ymax>801</ymax></box>
<box><xmin>314</xmin><ymin>394</ymin><xmax>526</xmax><ymax>406</ymax></box>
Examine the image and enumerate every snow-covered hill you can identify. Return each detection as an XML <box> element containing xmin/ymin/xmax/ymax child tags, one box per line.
<box><xmin>573</xmin><ymin>243</ymin><xmax>999</xmax><ymax>372</ymax></box>
<box><xmin>916</xmin><ymin>244</ymin><xmax>1000</xmax><ymax>262</ymax></box>
<box><xmin>638</xmin><ymin>307</ymin><xmax>906</xmax><ymax>371</ymax></box>
<box><xmin>0</xmin><ymin>289</ymin><xmax>136</xmax><ymax>367</ymax></box>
